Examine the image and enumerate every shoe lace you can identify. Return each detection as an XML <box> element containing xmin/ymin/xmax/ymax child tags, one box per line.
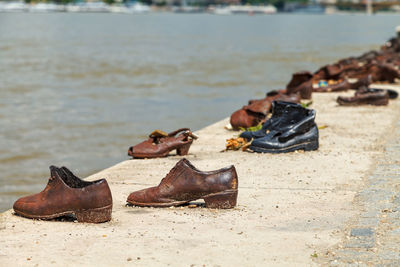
<box><xmin>159</xmin><ymin>164</ymin><xmax>179</xmax><ymax>185</ymax></box>
<box><xmin>40</xmin><ymin>177</ymin><xmax>54</xmax><ymax>194</ymax></box>
<box><xmin>47</xmin><ymin>175</ymin><xmax>56</xmax><ymax>186</ymax></box>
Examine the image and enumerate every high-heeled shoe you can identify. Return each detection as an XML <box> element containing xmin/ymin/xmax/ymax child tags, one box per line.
<box><xmin>128</xmin><ymin>128</ymin><xmax>198</xmax><ymax>159</ymax></box>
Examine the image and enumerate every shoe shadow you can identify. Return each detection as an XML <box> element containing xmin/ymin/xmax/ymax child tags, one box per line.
<box><xmin>183</xmin><ymin>202</ymin><xmax>206</xmax><ymax>208</ymax></box>
<box><xmin>125</xmin><ymin>201</ymin><xmax>206</xmax><ymax>209</ymax></box>
<box><xmin>124</xmin><ymin>209</ymin><xmax>154</xmax><ymax>214</ymax></box>
<box><xmin>13</xmin><ymin>212</ymin><xmax>77</xmax><ymax>222</ymax></box>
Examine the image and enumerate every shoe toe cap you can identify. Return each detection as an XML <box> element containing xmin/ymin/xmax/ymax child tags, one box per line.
<box><xmin>251</xmin><ymin>138</ymin><xmax>275</xmax><ymax>149</ymax></box>
<box><xmin>13</xmin><ymin>198</ymin><xmax>23</xmax><ymax>212</ymax></box>
<box><xmin>13</xmin><ymin>196</ymin><xmax>35</xmax><ymax>216</ymax></box>
<box><xmin>127</xmin><ymin>189</ymin><xmax>147</xmax><ymax>204</ymax></box>
<box><xmin>239</xmin><ymin>131</ymin><xmax>252</xmax><ymax>140</ymax></box>
<box><xmin>127</xmin><ymin>146</ymin><xmax>134</xmax><ymax>157</ymax></box>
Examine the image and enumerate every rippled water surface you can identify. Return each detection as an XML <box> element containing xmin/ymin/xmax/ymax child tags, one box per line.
<box><xmin>1</xmin><ymin>13</ymin><xmax>399</xmax><ymax>211</ymax></box>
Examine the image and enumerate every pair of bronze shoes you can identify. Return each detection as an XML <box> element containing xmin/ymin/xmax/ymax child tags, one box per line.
<box><xmin>13</xmin><ymin>159</ymin><xmax>238</xmax><ymax>223</ymax></box>
<box><xmin>230</xmin><ymin>90</ymin><xmax>301</xmax><ymax>130</ymax></box>
<box><xmin>128</xmin><ymin>128</ymin><xmax>198</xmax><ymax>159</ymax></box>
<box><xmin>337</xmin><ymin>87</ymin><xmax>399</xmax><ymax>106</ymax></box>
<box><xmin>230</xmin><ymin>71</ymin><xmax>317</xmax><ymax>131</ymax></box>
<box><xmin>13</xmin><ymin>166</ymin><xmax>113</xmax><ymax>223</ymax></box>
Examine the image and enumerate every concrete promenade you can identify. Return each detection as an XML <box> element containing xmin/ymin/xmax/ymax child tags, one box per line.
<box><xmin>320</xmin><ymin>114</ymin><xmax>400</xmax><ymax>266</ymax></box>
<box><xmin>0</xmin><ymin>89</ymin><xmax>399</xmax><ymax>266</ymax></box>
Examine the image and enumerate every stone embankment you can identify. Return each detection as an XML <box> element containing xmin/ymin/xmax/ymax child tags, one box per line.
<box><xmin>0</xmin><ymin>88</ymin><xmax>399</xmax><ymax>266</ymax></box>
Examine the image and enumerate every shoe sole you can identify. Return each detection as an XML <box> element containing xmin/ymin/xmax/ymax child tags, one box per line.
<box><xmin>337</xmin><ymin>98</ymin><xmax>389</xmax><ymax>106</ymax></box>
<box><xmin>127</xmin><ymin>189</ymin><xmax>238</xmax><ymax>209</ymax></box>
<box><xmin>130</xmin><ymin>143</ymin><xmax>192</xmax><ymax>159</ymax></box>
<box><xmin>13</xmin><ymin>204</ymin><xmax>112</xmax><ymax>223</ymax></box>
<box><xmin>130</xmin><ymin>151</ymin><xmax>170</xmax><ymax>159</ymax></box>
<box><xmin>249</xmin><ymin>140</ymin><xmax>318</xmax><ymax>154</ymax></box>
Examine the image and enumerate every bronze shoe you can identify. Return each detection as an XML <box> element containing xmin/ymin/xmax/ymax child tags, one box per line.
<box><xmin>229</xmin><ymin>108</ymin><xmax>265</xmax><ymax>130</ymax></box>
<box><xmin>127</xmin><ymin>158</ymin><xmax>238</xmax><ymax>209</ymax></box>
<box><xmin>128</xmin><ymin>128</ymin><xmax>197</xmax><ymax>159</ymax></box>
<box><xmin>286</xmin><ymin>71</ymin><xmax>313</xmax><ymax>99</ymax></box>
<box><xmin>13</xmin><ymin>166</ymin><xmax>113</xmax><ymax>223</ymax></box>
<box><xmin>337</xmin><ymin>88</ymin><xmax>389</xmax><ymax>106</ymax></box>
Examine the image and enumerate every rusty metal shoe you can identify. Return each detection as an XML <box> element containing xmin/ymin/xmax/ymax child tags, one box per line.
<box><xmin>13</xmin><ymin>166</ymin><xmax>113</xmax><ymax>223</ymax></box>
<box><xmin>229</xmin><ymin>108</ymin><xmax>265</xmax><ymax>130</ymax></box>
<box><xmin>128</xmin><ymin>128</ymin><xmax>198</xmax><ymax>159</ymax></box>
<box><xmin>286</xmin><ymin>71</ymin><xmax>313</xmax><ymax>99</ymax></box>
<box><xmin>358</xmin><ymin>87</ymin><xmax>398</xmax><ymax>100</ymax></box>
<box><xmin>127</xmin><ymin>158</ymin><xmax>238</xmax><ymax>209</ymax></box>
<box><xmin>337</xmin><ymin>88</ymin><xmax>390</xmax><ymax>106</ymax></box>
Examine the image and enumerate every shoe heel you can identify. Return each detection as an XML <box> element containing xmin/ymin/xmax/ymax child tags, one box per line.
<box><xmin>300</xmin><ymin>87</ymin><xmax>312</xmax><ymax>100</ymax></box>
<box><xmin>304</xmin><ymin>140</ymin><xmax>319</xmax><ymax>151</ymax></box>
<box><xmin>75</xmin><ymin>205</ymin><xmax>112</xmax><ymax>223</ymax></box>
<box><xmin>203</xmin><ymin>190</ymin><xmax>238</xmax><ymax>209</ymax></box>
<box><xmin>176</xmin><ymin>143</ymin><xmax>192</xmax><ymax>156</ymax></box>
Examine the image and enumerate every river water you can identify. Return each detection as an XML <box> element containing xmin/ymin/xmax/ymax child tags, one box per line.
<box><xmin>0</xmin><ymin>13</ymin><xmax>399</xmax><ymax>211</ymax></box>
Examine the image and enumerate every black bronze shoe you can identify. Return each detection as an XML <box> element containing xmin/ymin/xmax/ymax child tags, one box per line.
<box><xmin>361</xmin><ymin>88</ymin><xmax>398</xmax><ymax>100</ymax></box>
<box><xmin>249</xmin><ymin>105</ymin><xmax>318</xmax><ymax>153</ymax></box>
<box><xmin>240</xmin><ymin>101</ymin><xmax>306</xmax><ymax>141</ymax></box>
<box><xmin>337</xmin><ymin>87</ymin><xmax>394</xmax><ymax>106</ymax></box>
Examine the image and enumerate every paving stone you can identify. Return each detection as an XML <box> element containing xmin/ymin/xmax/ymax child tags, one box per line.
<box><xmin>329</xmin><ymin>260</ymin><xmax>340</xmax><ymax>266</ymax></box>
<box><xmin>380</xmin><ymin>241</ymin><xmax>400</xmax><ymax>249</ymax></box>
<box><xmin>386</xmin><ymin>220</ymin><xmax>400</xmax><ymax>228</ymax></box>
<box><xmin>345</xmin><ymin>263</ymin><xmax>368</xmax><ymax>267</ymax></box>
<box><xmin>387</xmin><ymin>211</ymin><xmax>400</xmax><ymax>219</ymax></box>
<box><xmin>357</xmin><ymin>217</ymin><xmax>379</xmax><ymax>227</ymax></box>
<box><xmin>384</xmin><ymin>147</ymin><xmax>400</xmax><ymax>153</ymax></box>
<box><xmin>378</xmin><ymin>250</ymin><xmax>400</xmax><ymax>261</ymax></box>
<box><xmin>378</xmin><ymin>164</ymin><xmax>400</xmax><ymax>170</ymax></box>
<box><xmin>392</xmin><ymin>195</ymin><xmax>400</xmax><ymax>205</ymax></box>
<box><xmin>360</xmin><ymin>210</ymin><xmax>380</xmax><ymax>218</ymax></box>
<box><xmin>350</xmin><ymin>228</ymin><xmax>374</xmax><ymax>237</ymax></box>
<box><xmin>360</xmin><ymin>190</ymin><xmax>393</xmax><ymax>203</ymax></box>
<box><xmin>377</xmin><ymin>260</ymin><xmax>400</xmax><ymax>267</ymax></box>
<box><xmin>352</xmin><ymin>264</ymin><xmax>367</xmax><ymax>267</ymax></box>
<box><xmin>329</xmin><ymin>118</ymin><xmax>400</xmax><ymax>265</ymax></box>
<box><xmin>345</xmin><ymin>237</ymin><xmax>375</xmax><ymax>249</ymax></box>
<box><xmin>374</xmin><ymin>175</ymin><xmax>399</xmax><ymax>181</ymax></box>
<box><xmin>369</xmin><ymin>179</ymin><xmax>390</xmax><ymax>188</ymax></box>
<box><xmin>372</xmin><ymin>166</ymin><xmax>391</xmax><ymax>173</ymax></box>
<box><xmin>391</xmin><ymin>206</ymin><xmax>400</xmax><ymax>212</ymax></box>
<box><xmin>335</xmin><ymin>249</ymin><xmax>374</xmax><ymax>262</ymax></box>
<box><xmin>389</xmin><ymin>228</ymin><xmax>400</xmax><ymax>235</ymax></box>
<box><xmin>376</xmin><ymin>203</ymin><xmax>395</xmax><ymax>211</ymax></box>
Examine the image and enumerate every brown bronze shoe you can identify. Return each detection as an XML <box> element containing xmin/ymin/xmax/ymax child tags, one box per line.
<box><xmin>230</xmin><ymin>108</ymin><xmax>265</xmax><ymax>130</ymax></box>
<box><xmin>128</xmin><ymin>128</ymin><xmax>198</xmax><ymax>159</ymax></box>
<box><xmin>13</xmin><ymin>166</ymin><xmax>113</xmax><ymax>223</ymax></box>
<box><xmin>127</xmin><ymin>158</ymin><xmax>238</xmax><ymax>209</ymax></box>
<box><xmin>286</xmin><ymin>71</ymin><xmax>313</xmax><ymax>99</ymax></box>
<box><xmin>337</xmin><ymin>88</ymin><xmax>389</xmax><ymax>106</ymax></box>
